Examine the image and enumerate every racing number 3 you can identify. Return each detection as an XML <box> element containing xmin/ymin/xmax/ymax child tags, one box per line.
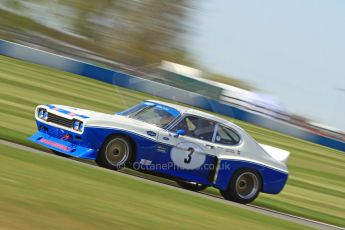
<box><xmin>184</xmin><ymin>147</ymin><xmax>194</xmax><ymax>164</ymax></box>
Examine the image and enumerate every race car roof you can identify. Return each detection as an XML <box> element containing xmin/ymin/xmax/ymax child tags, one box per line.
<box><xmin>147</xmin><ymin>100</ymin><xmax>244</xmax><ymax>131</ymax></box>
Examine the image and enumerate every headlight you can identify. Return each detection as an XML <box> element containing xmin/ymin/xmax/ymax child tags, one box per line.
<box><xmin>79</xmin><ymin>122</ymin><xmax>84</xmax><ymax>131</ymax></box>
<box><xmin>73</xmin><ymin>120</ymin><xmax>80</xmax><ymax>130</ymax></box>
<box><xmin>37</xmin><ymin>108</ymin><xmax>48</xmax><ymax>120</ymax></box>
<box><xmin>72</xmin><ymin>120</ymin><xmax>84</xmax><ymax>131</ymax></box>
<box><xmin>43</xmin><ymin>111</ymin><xmax>48</xmax><ymax>121</ymax></box>
<box><xmin>38</xmin><ymin>109</ymin><xmax>44</xmax><ymax>118</ymax></box>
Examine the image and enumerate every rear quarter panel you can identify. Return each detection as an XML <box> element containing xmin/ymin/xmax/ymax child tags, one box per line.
<box><xmin>215</xmin><ymin>159</ymin><xmax>288</xmax><ymax>194</ymax></box>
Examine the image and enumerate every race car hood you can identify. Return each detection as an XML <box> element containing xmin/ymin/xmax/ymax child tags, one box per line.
<box><xmin>45</xmin><ymin>104</ymin><xmax>114</xmax><ymax>120</ymax></box>
<box><xmin>43</xmin><ymin>104</ymin><xmax>160</xmax><ymax>133</ymax></box>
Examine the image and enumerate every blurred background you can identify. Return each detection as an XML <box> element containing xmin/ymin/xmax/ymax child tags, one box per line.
<box><xmin>1</xmin><ymin>0</ymin><xmax>344</xmax><ymax>141</ymax></box>
<box><xmin>1</xmin><ymin>1</ymin><xmax>345</xmax><ymax>228</ymax></box>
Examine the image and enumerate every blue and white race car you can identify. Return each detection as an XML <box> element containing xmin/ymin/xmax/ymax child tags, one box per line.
<box><xmin>29</xmin><ymin>100</ymin><xmax>289</xmax><ymax>203</ymax></box>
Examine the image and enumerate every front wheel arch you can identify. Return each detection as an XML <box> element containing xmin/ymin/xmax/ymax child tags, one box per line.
<box><xmin>96</xmin><ymin>134</ymin><xmax>136</xmax><ymax>170</ymax></box>
<box><xmin>100</xmin><ymin>133</ymin><xmax>137</xmax><ymax>162</ymax></box>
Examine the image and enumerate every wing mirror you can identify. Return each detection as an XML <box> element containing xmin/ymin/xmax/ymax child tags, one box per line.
<box><xmin>172</xmin><ymin>129</ymin><xmax>185</xmax><ymax>138</ymax></box>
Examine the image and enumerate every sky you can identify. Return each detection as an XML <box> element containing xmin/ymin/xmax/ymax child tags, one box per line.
<box><xmin>190</xmin><ymin>0</ymin><xmax>345</xmax><ymax>131</ymax></box>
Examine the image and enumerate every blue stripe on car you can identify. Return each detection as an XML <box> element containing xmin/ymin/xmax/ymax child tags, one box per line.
<box><xmin>46</xmin><ymin>104</ymin><xmax>90</xmax><ymax>119</ymax></box>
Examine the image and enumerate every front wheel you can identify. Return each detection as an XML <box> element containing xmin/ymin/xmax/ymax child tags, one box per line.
<box><xmin>176</xmin><ymin>180</ymin><xmax>208</xmax><ymax>192</ymax></box>
<box><xmin>96</xmin><ymin>136</ymin><xmax>133</xmax><ymax>170</ymax></box>
<box><xmin>220</xmin><ymin>169</ymin><xmax>261</xmax><ymax>204</ymax></box>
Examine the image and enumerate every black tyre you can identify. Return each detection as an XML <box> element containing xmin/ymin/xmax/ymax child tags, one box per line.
<box><xmin>176</xmin><ymin>180</ymin><xmax>208</xmax><ymax>192</ymax></box>
<box><xmin>96</xmin><ymin>136</ymin><xmax>133</xmax><ymax>170</ymax></box>
<box><xmin>220</xmin><ymin>169</ymin><xmax>261</xmax><ymax>204</ymax></box>
<box><xmin>51</xmin><ymin>150</ymin><xmax>72</xmax><ymax>158</ymax></box>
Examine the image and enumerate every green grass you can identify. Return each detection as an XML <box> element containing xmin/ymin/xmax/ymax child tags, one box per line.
<box><xmin>0</xmin><ymin>55</ymin><xmax>345</xmax><ymax>227</ymax></box>
<box><xmin>0</xmin><ymin>144</ymin><xmax>311</xmax><ymax>230</ymax></box>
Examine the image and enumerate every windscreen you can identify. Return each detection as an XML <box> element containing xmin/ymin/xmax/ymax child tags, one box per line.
<box><xmin>119</xmin><ymin>102</ymin><xmax>180</xmax><ymax>128</ymax></box>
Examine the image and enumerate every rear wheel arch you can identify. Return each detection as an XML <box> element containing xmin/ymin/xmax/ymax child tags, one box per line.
<box><xmin>223</xmin><ymin>167</ymin><xmax>263</xmax><ymax>190</ymax></box>
<box><xmin>220</xmin><ymin>167</ymin><xmax>263</xmax><ymax>204</ymax></box>
<box><xmin>237</xmin><ymin>167</ymin><xmax>263</xmax><ymax>190</ymax></box>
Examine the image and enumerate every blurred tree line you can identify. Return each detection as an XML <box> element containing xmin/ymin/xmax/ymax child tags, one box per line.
<box><xmin>64</xmin><ymin>0</ymin><xmax>198</xmax><ymax>66</ymax></box>
<box><xmin>1</xmin><ymin>0</ymin><xmax>195</xmax><ymax>65</ymax></box>
<box><xmin>0</xmin><ymin>0</ymin><xmax>252</xmax><ymax>90</ymax></box>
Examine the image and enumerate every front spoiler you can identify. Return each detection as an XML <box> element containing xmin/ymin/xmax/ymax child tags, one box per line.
<box><xmin>28</xmin><ymin>131</ymin><xmax>97</xmax><ymax>160</ymax></box>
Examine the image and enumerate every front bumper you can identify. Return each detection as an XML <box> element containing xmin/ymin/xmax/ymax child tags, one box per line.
<box><xmin>28</xmin><ymin>131</ymin><xmax>97</xmax><ymax>160</ymax></box>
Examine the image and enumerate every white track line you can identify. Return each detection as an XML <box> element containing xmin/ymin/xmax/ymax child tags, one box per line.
<box><xmin>0</xmin><ymin>139</ymin><xmax>343</xmax><ymax>230</ymax></box>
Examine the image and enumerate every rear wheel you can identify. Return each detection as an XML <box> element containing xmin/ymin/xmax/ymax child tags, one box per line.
<box><xmin>176</xmin><ymin>180</ymin><xmax>208</xmax><ymax>192</ymax></box>
<box><xmin>96</xmin><ymin>136</ymin><xmax>133</xmax><ymax>170</ymax></box>
<box><xmin>220</xmin><ymin>169</ymin><xmax>261</xmax><ymax>204</ymax></box>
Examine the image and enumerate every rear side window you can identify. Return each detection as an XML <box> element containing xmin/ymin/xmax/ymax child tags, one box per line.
<box><xmin>215</xmin><ymin>125</ymin><xmax>240</xmax><ymax>145</ymax></box>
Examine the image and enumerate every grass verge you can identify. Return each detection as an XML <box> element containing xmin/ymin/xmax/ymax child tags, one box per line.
<box><xmin>0</xmin><ymin>144</ymin><xmax>312</xmax><ymax>230</ymax></box>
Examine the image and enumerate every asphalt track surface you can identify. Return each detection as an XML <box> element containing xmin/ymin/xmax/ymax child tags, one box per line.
<box><xmin>0</xmin><ymin>139</ymin><xmax>343</xmax><ymax>230</ymax></box>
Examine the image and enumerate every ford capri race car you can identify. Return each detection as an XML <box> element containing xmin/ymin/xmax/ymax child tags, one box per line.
<box><xmin>29</xmin><ymin>100</ymin><xmax>289</xmax><ymax>204</ymax></box>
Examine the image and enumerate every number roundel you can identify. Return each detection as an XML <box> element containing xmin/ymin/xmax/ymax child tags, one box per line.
<box><xmin>170</xmin><ymin>142</ymin><xmax>206</xmax><ymax>170</ymax></box>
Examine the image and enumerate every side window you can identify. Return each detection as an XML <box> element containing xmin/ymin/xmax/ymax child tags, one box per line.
<box><xmin>215</xmin><ymin>125</ymin><xmax>240</xmax><ymax>145</ymax></box>
<box><xmin>170</xmin><ymin>116</ymin><xmax>216</xmax><ymax>142</ymax></box>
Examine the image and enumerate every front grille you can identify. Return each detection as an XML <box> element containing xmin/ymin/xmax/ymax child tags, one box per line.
<box><xmin>47</xmin><ymin>113</ymin><xmax>73</xmax><ymax>128</ymax></box>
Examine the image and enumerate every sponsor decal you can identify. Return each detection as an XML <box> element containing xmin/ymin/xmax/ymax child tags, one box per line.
<box><xmin>225</xmin><ymin>149</ymin><xmax>241</xmax><ymax>155</ymax></box>
<box><xmin>139</xmin><ymin>159</ymin><xmax>152</xmax><ymax>166</ymax></box>
<box><xmin>40</xmin><ymin>138</ymin><xmax>70</xmax><ymax>151</ymax></box>
<box><xmin>226</xmin><ymin>149</ymin><xmax>235</xmax><ymax>153</ymax></box>
<box><xmin>156</xmin><ymin>144</ymin><xmax>169</xmax><ymax>153</ymax></box>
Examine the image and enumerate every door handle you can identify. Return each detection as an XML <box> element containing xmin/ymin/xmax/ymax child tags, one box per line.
<box><xmin>205</xmin><ymin>144</ymin><xmax>215</xmax><ymax>149</ymax></box>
